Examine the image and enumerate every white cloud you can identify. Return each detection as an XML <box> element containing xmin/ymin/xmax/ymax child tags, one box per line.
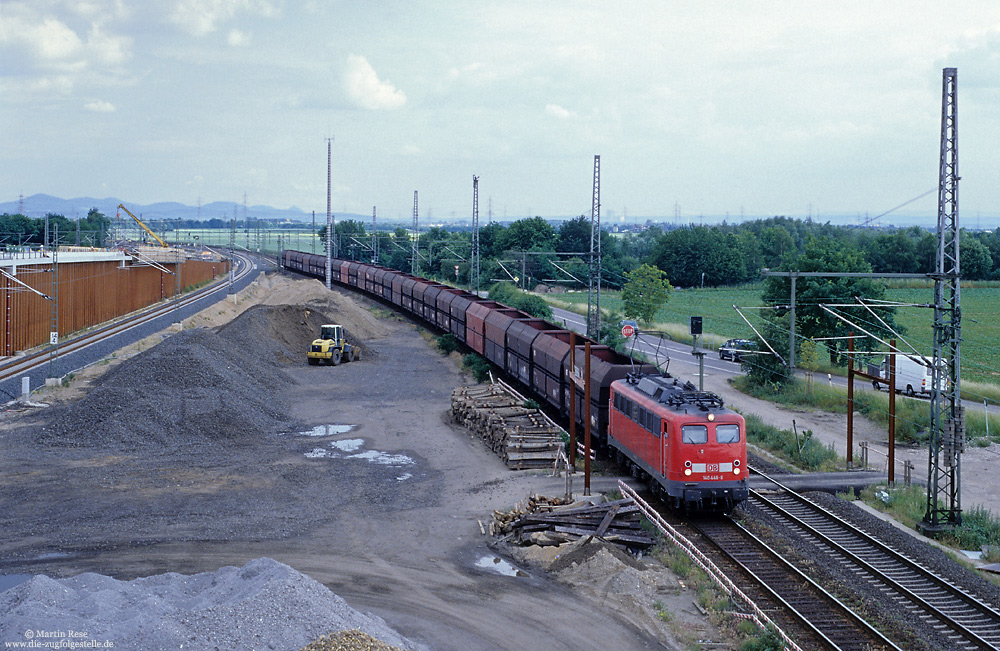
<box><xmin>344</xmin><ymin>54</ymin><xmax>406</xmax><ymax>110</ymax></box>
<box><xmin>227</xmin><ymin>29</ymin><xmax>251</xmax><ymax>47</ymax></box>
<box><xmin>84</xmin><ymin>100</ymin><xmax>115</xmax><ymax>112</ymax></box>
<box><xmin>545</xmin><ymin>104</ymin><xmax>574</xmax><ymax>119</ymax></box>
<box><xmin>87</xmin><ymin>23</ymin><xmax>131</xmax><ymax>65</ymax></box>
<box><xmin>0</xmin><ymin>14</ymin><xmax>84</xmax><ymax>62</ymax></box>
<box><xmin>169</xmin><ymin>0</ymin><xmax>278</xmax><ymax>36</ymax></box>
<box><xmin>0</xmin><ymin>5</ymin><xmax>131</xmax><ymax>74</ymax></box>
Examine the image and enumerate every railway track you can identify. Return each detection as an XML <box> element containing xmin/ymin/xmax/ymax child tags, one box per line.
<box><xmin>687</xmin><ymin>515</ymin><xmax>899</xmax><ymax>650</ymax></box>
<box><xmin>0</xmin><ymin>250</ymin><xmax>257</xmax><ymax>386</ymax></box>
<box><xmin>749</xmin><ymin>469</ymin><xmax>1000</xmax><ymax>650</ymax></box>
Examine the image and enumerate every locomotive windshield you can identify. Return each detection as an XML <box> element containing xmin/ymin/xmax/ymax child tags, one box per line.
<box><xmin>716</xmin><ymin>424</ymin><xmax>741</xmax><ymax>443</ymax></box>
<box><xmin>681</xmin><ymin>425</ymin><xmax>708</xmax><ymax>444</ymax></box>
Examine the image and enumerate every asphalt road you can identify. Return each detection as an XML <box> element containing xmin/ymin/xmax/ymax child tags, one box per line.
<box><xmin>549</xmin><ymin>306</ymin><xmax>743</xmax><ymax>384</ymax></box>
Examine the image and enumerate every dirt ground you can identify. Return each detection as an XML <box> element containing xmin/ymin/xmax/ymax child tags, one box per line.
<box><xmin>0</xmin><ymin>273</ymin><xmax>725</xmax><ymax>651</ymax></box>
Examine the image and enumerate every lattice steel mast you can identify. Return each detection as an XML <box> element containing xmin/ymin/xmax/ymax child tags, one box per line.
<box><xmin>587</xmin><ymin>155</ymin><xmax>601</xmax><ymax>339</ymax></box>
<box><xmin>411</xmin><ymin>191</ymin><xmax>419</xmax><ymax>274</ymax></box>
<box><xmin>325</xmin><ymin>137</ymin><xmax>333</xmax><ymax>289</ymax></box>
<box><xmin>371</xmin><ymin>206</ymin><xmax>378</xmax><ymax>264</ymax></box>
<box><xmin>921</xmin><ymin>67</ymin><xmax>963</xmax><ymax>533</ymax></box>
<box><xmin>471</xmin><ymin>175</ymin><xmax>480</xmax><ymax>294</ymax></box>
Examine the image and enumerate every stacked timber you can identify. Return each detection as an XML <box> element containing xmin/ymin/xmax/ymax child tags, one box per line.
<box><xmin>451</xmin><ymin>384</ymin><xmax>565</xmax><ymax>470</ymax></box>
<box><xmin>490</xmin><ymin>494</ymin><xmax>654</xmax><ymax>550</ymax></box>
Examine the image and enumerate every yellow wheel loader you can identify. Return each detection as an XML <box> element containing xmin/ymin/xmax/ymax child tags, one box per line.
<box><xmin>307</xmin><ymin>324</ymin><xmax>358</xmax><ymax>366</ymax></box>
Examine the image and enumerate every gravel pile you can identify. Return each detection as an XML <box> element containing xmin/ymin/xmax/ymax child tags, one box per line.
<box><xmin>0</xmin><ymin>558</ymin><xmax>417</xmax><ymax>651</ymax></box>
<box><xmin>33</xmin><ymin>304</ymin><xmax>331</xmax><ymax>450</ymax></box>
<box><xmin>739</xmin><ymin>492</ymin><xmax>1000</xmax><ymax>650</ymax></box>
<box><xmin>300</xmin><ymin>629</ymin><xmax>407</xmax><ymax>651</ymax></box>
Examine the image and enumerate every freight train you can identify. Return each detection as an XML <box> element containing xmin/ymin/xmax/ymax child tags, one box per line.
<box><xmin>282</xmin><ymin>250</ymin><xmax>748</xmax><ymax>511</ymax></box>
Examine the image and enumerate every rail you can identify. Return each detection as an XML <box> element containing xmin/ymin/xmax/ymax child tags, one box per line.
<box><xmin>617</xmin><ymin>480</ymin><xmax>803</xmax><ymax>651</ymax></box>
<box><xmin>751</xmin><ymin>468</ymin><xmax>1000</xmax><ymax>650</ymax></box>
<box><xmin>0</xmin><ymin>250</ymin><xmax>256</xmax><ymax>390</ymax></box>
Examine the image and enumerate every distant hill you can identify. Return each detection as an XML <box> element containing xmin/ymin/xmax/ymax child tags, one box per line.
<box><xmin>0</xmin><ymin>194</ymin><xmax>371</xmax><ymax>225</ymax></box>
<box><xmin>0</xmin><ymin>194</ymin><xmax>946</xmax><ymax>229</ymax></box>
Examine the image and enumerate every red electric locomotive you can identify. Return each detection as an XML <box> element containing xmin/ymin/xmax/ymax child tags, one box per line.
<box><xmin>609</xmin><ymin>374</ymin><xmax>748</xmax><ymax>511</ymax></box>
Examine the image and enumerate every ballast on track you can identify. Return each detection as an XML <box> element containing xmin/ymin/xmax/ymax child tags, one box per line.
<box><xmin>451</xmin><ymin>383</ymin><xmax>566</xmax><ymax>470</ymax></box>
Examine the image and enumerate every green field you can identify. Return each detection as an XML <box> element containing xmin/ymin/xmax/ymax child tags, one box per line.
<box><xmin>547</xmin><ymin>282</ymin><xmax>1000</xmax><ymax>388</ymax></box>
<box><xmin>147</xmin><ymin>227</ymin><xmax>318</xmax><ymax>256</ymax></box>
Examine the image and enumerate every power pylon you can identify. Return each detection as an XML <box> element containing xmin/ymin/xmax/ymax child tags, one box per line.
<box><xmin>411</xmin><ymin>191</ymin><xmax>419</xmax><ymax>275</ymax></box>
<box><xmin>371</xmin><ymin>206</ymin><xmax>378</xmax><ymax>264</ymax></box>
<box><xmin>471</xmin><ymin>176</ymin><xmax>480</xmax><ymax>293</ymax></box>
<box><xmin>921</xmin><ymin>67</ymin><xmax>964</xmax><ymax>533</ymax></box>
<box><xmin>587</xmin><ymin>155</ymin><xmax>601</xmax><ymax>339</ymax></box>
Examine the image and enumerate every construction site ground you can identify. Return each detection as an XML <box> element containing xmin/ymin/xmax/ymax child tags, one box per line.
<box><xmin>0</xmin><ymin>273</ymin><xmax>721</xmax><ymax>650</ymax></box>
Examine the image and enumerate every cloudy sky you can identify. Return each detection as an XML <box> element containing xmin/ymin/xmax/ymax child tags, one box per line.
<box><xmin>2</xmin><ymin>1</ymin><xmax>999</xmax><ymax>225</ymax></box>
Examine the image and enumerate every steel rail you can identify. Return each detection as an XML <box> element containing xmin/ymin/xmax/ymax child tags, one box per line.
<box><xmin>751</xmin><ymin>468</ymin><xmax>1000</xmax><ymax>650</ymax></box>
<box><xmin>617</xmin><ymin>480</ymin><xmax>806</xmax><ymax>651</ymax></box>
<box><xmin>690</xmin><ymin>516</ymin><xmax>900</xmax><ymax>651</ymax></box>
<box><xmin>0</xmin><ymin>250</ymin><xmax>257</xmax><ymax>384</ymax></box>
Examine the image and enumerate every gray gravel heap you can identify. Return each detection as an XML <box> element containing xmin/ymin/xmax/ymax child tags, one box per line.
<box><xmin>0</xmin><ymin>558</ymin><xmax>418</xmax><ymax>651</ymax></box>
<box><xmin>35</xmin><ymin>304</ymin><xmax>333</xmax><ymax>450</ymax></box>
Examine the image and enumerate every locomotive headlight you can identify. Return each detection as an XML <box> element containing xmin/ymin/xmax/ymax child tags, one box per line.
<box><xmin>733</xmin><ymin>459</ymin><xmax>740</xmax><ymax>467</ymax></box>
<box><xmin>684</xmin><ymin>468</ymin><xmax>692</xmax><ymax>476</ymax></box>
<box><xmin>707</xmin><ymin>413</ymin><xmax>715</xmax><ymax>421</ymax></box>
<box><xmin>684</xmin><ymin>460</ymin><xmax>692</xmax><ymax>468</ymax></box>
<box><xmin>733</xmin><ymin>466</ymin><xmax>741</xmax><ymax>475</ymax></box>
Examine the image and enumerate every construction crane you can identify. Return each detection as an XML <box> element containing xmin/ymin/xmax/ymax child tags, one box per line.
<box><xmin>117</xmin><ymin>204</ymin><xmax>168</xmax><ymax>248</ymax></box>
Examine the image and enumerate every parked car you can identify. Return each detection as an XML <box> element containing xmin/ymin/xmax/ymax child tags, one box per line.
<box><xmin>720</xmin><ymin>338</ymin><xmax>754</xmax><ymax>362</ymax></box>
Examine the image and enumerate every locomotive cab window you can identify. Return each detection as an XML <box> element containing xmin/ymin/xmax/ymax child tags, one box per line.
<box><xmin>681</xmin><ymin>425</ymin><xmax>708</xmax><ymax>444</ymax></box>
<box><xmin>646</xmin><ymin>412</ymin><xmax>659</xmax><ymax>436</ymax></box>
<box><xmin>716</xmin><ymin>424</ymin><xmax>741</xmax><ymax>443</ymax></box>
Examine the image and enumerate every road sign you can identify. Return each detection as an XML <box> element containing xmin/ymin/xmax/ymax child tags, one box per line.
<box><xmin>621</xmin><ymin>324</ymin><xmax>635</xmax><ymax>338</ymax></box>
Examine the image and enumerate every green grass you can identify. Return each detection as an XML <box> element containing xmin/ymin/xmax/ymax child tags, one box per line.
<box><xmin>544</xmin><ymin>283</ymin><xmax>1000</xmax><ymax>390</ymax></box>
<box><xmin>145</xmin><ymin>227</ymin><xmax>318</xmax><ymax>256</ymax></box>
<box><xmin>735</xmin><ymin>375</ymin><xmax>1000</xmax><ymax>445</ymax></box>
<box><xmin>743</xmin><ymin>413</ymin><xmax>840</xmax><ymax>471</ymax></box>
<box><xmin>859</xmin><ymin>484</ymin><xmax>1000</xmax><ymax>556</ymax></box>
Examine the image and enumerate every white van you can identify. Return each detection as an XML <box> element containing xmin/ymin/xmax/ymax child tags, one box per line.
<box><xmin>871</xmin><ymin>355</ymin><xmax>948</xmax><ymax>397</ymax></box>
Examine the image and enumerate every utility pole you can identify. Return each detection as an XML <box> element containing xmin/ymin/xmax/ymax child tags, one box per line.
<box><xmin>48</xmin><ymin>225</ymin><xmax>59</xmax><ymax>380</ymax></box>
<box><xmin>411</xmin><ymin>191</ymin><xmax>419</xmax><ymax>275</ymax></box>
<box><xmin>921</xmin><ymin>67</ymin><xmax>964</xmax><ymax>534</ymax></box>
<box><xmin>587</xmin><ymin>155</ymin><xmax>601</xmax><ymax>339</ymax></box>
<box><xmin>471</xmin><ymin>175</ymin><xmax>480</xmax><ymax>294</ymax></box>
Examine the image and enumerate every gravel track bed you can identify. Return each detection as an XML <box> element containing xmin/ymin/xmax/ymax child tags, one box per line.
<box><xmin>736</xmin><ymin>491</ymin><xmax>1000</xmax><ymax>650</ymax></box>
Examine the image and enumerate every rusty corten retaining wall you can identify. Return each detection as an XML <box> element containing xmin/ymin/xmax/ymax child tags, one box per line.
<box><xmin>0</xmin><ymin>258</ymin><xmax>229</xmax><ymax>356</ymax></box>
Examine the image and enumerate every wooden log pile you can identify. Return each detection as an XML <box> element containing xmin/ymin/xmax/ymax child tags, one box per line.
<box><xmin>451</xmin><ymin>384</ymin><xmax>566</xmax><ymax>469</ymax></box>
<box><xmin>489</xmin><ymin>494</ymin><xmax>655</xmax><ymax>550</ymax></box>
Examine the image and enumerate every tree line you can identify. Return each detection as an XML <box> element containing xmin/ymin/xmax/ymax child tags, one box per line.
<box><xmin>0</xmin><ymin>209</ymin><xmax>111</xmax><ymax>247</ymax></box>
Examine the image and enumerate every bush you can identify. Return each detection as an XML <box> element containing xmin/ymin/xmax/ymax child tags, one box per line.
<box><xmin>462</xmin><ymin>353</ymin><xmax>492</xmax><ymax>383</ymax></box>
<box><xmin>947</xmin><ymin>505</ymin><xmax>1000</xmax><ymax>552</ymax></box>
<box><xmin>739</xmin><ymin>628</ymin><xmax>783</xmax><ymax>651</ymax></box>
<box><xmin>436</xmin><ymin>333</ymin><xmax>459</xmax><ymax>355</ymax></box>
<box><xmin>487</xmin><ymin>282</ymin><xmax>553</xmax><ymax>319</ymax></box>
<box><xmin>744</xmin><ymin>413</ymin><xmax>838</xmax><ymax>471</ymax></box>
